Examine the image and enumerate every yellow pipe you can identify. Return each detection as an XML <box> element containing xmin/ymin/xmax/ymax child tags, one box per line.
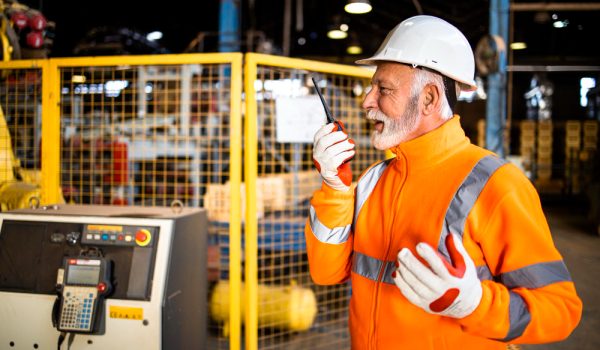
<box><xmin>40</xmin><ymin>60</ymin><xmax>61</xmax><ymax>204</ymax></box>
<box><xmin>50</xmin><ymin>53</ymin><xmax>242</xmax><ymax>68</ymax></box>
<box><xmin>210</xmin><ymin>280</ymin><xmax>318</xmax><ymax>334</ymax></box>
<box><xmin>228</xmin><ymin>53</ymin><xmax>244</xmax><ymax>350</ymax></box>
<box><xmin>246</xmin><ymin>52</ymin><xmax>373</xmax><ymax>78</ymax></box>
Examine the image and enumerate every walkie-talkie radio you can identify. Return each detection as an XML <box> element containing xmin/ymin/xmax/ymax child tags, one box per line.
<box><xmin>311</xmin><ymin>77</ymin><xmax>355</xmax><ymax>186</ymax></box>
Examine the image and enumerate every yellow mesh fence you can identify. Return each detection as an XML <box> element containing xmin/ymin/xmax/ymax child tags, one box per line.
<box><xmin>245</xmin><ymin>54</ymin><xmax>380</xmax><ymax>350</ymax></box>
<box><xmin>54</xmin><ymin>56</ymin><xmax>241</xmax><ymax>350</ymax></box>
<box><xmin>1</xmin><ymin>53</ymin><xmax>382</xmax><ymax>350</ymax></box>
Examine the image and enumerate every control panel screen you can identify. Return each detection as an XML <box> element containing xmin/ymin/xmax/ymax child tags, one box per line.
<box><xmin>67</xmin><ymin>264</ymin><xmax>100</xmax><ymax>286</ymax></box>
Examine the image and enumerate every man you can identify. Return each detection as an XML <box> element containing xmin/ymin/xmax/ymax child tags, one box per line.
<box><xmin>305</xmin><ymin>15</ymin><xmax>582</xmax><ymax>349</ymax></box>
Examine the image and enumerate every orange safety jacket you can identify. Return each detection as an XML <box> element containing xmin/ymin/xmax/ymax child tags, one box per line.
<box><xmin>305</xmin><ymin>116</ymin><xmax>582</xmax><ymax>349</ymax></box>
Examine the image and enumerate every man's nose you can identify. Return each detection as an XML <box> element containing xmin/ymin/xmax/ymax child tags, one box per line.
<box><xmin>362</xmin><ymin>88</ymin><xmax>376</xmax><ymax>110</ymax></box>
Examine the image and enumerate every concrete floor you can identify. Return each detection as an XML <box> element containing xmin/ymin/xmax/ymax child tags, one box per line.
<box><xmin>522</xmin><ymin>200</ymin><xmax>600</xmax><ymax>350</ymax></box>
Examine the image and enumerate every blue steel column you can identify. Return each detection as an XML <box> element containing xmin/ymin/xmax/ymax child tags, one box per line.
<box><xmin>486</xmin><ymin>0</ymin><xmax>509</xmax><ymax>157</ymax></box>
<box><xmin>219</xmin><ymin>0</ymin><xmax>240</xmax><ymax>52</ymax></box>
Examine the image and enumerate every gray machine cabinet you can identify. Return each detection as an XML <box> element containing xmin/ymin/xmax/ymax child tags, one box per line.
<box><xmin>0</xmin><ymin>205</ymin><xmax>208</xmax><ymax>350</ymax></box>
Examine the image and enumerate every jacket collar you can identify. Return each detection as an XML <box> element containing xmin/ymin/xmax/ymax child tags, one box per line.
<box><xmin>389</xmin><ymin>115</ymin><xmax>469</xmax><ymax>170</ymax></box>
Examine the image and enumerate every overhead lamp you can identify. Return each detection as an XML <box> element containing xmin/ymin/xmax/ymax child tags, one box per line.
<box><xmin>328</xmin><ymin>29</ymin><xmax>348</xmax><ymax>39</ymax></box>
<box><xmin>553</xmin><ymin>20</ymin><xmax>569</xmax><ymax>28</ymax></box>
<box><xmin>327</xmin><ymin>24</ymin><xmax>349</xmax><ymax>39</ymax></box>
<box><xmin>347</xmin><ymin>45</ymin><xmax>362</xmax><ymax>55</ymax></box>
<box><xmin>344</xmin><ymin>0</ymin><xmax>372</xmax><ymax>14</ymax></box>
<box><xmin>346</xmin><ymin>33</ymin><xmax>362</xmax><ymax>54</ymax></box>
<box><xmin>146</xmin><ymin>31</ymin><xmax>163</xmax><ymax>41</ymax></box>
<box><xmin>510</xmin><ymin>42</ymin><xmax>527</xmax><ymax>50</ymax></box>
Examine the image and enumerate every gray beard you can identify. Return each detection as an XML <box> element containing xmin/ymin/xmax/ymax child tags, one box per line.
<box><xmin>370</xmin><ymin>94</ymin><xmax>420</xmax><ymax>150</ymax></box>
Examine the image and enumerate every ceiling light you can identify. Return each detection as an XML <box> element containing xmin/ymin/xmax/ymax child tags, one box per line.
<box><xmin>345</xmin><ymin>0</ymin><xmax>372</xmax><ymax>14</ymax></box>
<box><xmin>347</xmin><ymin>45</ymin><xmax>362</xmax><ymax>55</ymax></box>
<box><xmin>510</xmin><ymin>42</ymin><xmax>527</xmax><ymax>50</ymax></box>
<box><xmin>327</xmin><ymin>29</ymin><xmax>348</xmax><ymax>39</ymax></box>
<box><xmin>146</xmin><ymin>31</ymin><xmax>163</xmax><ymax>41</ymax></box>
<box><xmin>340</xmin><ymin>24</ymin><xmax>349</xmax><ymax>32</ymax></box>
<box><xmin>553</xmin><ymin>20</ymin><xmax>568</xmax><ymax>28</ymax></box>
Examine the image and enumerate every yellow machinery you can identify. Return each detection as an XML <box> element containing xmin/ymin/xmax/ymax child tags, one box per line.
<box><xmin>0</xmin><ymin>104</ymin><xmax>42</xmax><ymax>210</ymax></box>
<box><xmin>210</xmin><ymin>280</ymin><xmax>317</xmax><ymax>336</ymax></box>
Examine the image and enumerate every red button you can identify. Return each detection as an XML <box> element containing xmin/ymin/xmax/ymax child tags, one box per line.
<box><xmin>136</xmin><ymin>231</ymin><xmax>147</xmax><ymax>242</ymax></box>
<box><xmin>97</xmin><ymin>282</ymin><xmax>107</xmax><ymax>293</ymax></box>
<box><xmin>118</xmin><ymin>234</ymin><xmax>124</xmax><ymax>241</ymax></box>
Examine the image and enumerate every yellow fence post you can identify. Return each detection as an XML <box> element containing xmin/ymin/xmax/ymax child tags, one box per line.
<box><xmin>243</xmin><ymin>53</ymin><xmax>259</xmax><ymax>350</ymax></box>
<box><xmin>41</xmin><ymin>59</ymin><xmax>61</xmax><ymax>204</ymax></box>
<box><xmin>228</xmin><ymin>53</ymin><xmax>243</xmax><ymax>350</ymax></box>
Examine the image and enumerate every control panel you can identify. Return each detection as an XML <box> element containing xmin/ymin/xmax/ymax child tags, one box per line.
<box><xmin>81</xmin><ymin>224</ymin><xmax>154</xmax><ymax>247</ymax></box>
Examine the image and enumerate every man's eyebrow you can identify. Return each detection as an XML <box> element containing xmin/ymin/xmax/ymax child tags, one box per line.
<box><xmin>371</xmin><ymin>78</ymin><xmax>385</xmax><ymax>85</ymax></box>
<box><xmin>371</xmin><ymin>77</ymin><xmax>395</xmax><ymax>86</ymax></box>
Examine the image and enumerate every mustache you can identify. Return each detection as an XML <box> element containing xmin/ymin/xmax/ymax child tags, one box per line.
<box><xmin>367</xmin><ymin>109</ymin><xmax>390</xmax><ymax>121</ymax></box>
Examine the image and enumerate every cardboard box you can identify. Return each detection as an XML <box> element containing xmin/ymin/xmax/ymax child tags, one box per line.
<box><xmin>203</xmin><ymin>182</ymin><xmax>265</xmax><ymax>222</ymax></box>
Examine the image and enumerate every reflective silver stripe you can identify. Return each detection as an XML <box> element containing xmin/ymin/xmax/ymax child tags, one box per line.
<box><xmin>381</xmin><ymin>261</ymin><xmax>396</xmax><ymax>284</ymax></box>
<box><xmin>309</xmin><ymin>206</ymin><xmax>352</xmax><ymax>244</ymax></box>
<box><xmin>502</xmin><ymin>291</ymin><xmax>531</xmax><ymax>341</ymax></box>
<box><xmin>438</xmin><ymin>155</ymin><xmax>507</xmax><ymax>260</ymax></box>
<box><xmin>477</xmin><ymin>265</ymin><xmax>493</xmax><ymax>281</ymax></box>
<box><xmin>353</xmin><ymin>251</ymin><xmax>384</xmax><ymax>281</ymax></box>
<box><xmin>354</xmin><ymin>159</ymin><xmax>391</xmax><ymax>225</ymax></box>
<box><xmin>352</xmin><ymin>252</ymin><xmax>397</xmax><ymax>285</ymax></box>
<box><xmin>499</xmin><ymin>260</ymin><xmax>572</xmax><ymax>289</ymax></box>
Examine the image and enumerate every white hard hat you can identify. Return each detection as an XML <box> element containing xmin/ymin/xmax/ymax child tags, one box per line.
<box><xmin>356</xmin><ymin>15</ymin><xmax>476</xmax><ymax>91</ymax></box>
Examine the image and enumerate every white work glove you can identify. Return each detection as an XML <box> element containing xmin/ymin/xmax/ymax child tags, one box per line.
<box><xmin>312</xmin><ymin>123</ymin><xmax>355</xmax><ymax>192</ymax></box>
<box><xmin>392</xmin><ymin>233</ymin><xmax>482</xmax><ymax>319</ymax></box>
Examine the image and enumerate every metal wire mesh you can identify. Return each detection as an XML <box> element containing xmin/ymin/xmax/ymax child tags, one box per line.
<box><xmin>58</xmin><ymin>62</ymin><xmax>233</xmax><ymax>348</ymax></box>
<box><xmin>251</xmin><ymin>64</ymin><xmax>380</xmax><ymax>349</ymax></box>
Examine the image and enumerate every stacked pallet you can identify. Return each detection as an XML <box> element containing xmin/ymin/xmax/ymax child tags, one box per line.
<box><xmin>565</xmin><ymin>121</ymin><xmax>582</xmax><ymax>193</ymax></box>
<box><xmin>519</xmin><ymin>120</ymin><xmax>536</xmax><ymax>171</ymax></box>
<box><xmin>536</xmin><ymin>120</ymin><xmax>553</xmax><ymax>181</ymax></box>
<box><xmin>582</xmin><ymin>120</ymin><xmax>598</xmax><ymax>153</ymax></box>
<box><xmin>477</xmin><ymin>119</ymin><xmax>486</xmax><ymax>148</ymax></box>
<box><xmin>581</xmin><ymin>121</ymin><xmax>599</xmax><ymax>187</ymax></box>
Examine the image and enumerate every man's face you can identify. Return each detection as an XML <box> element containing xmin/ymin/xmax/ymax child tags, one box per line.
<box><xmin>362</xmin><ymin>62</ymin><xmax>421</xmax><ymax>150</ymax></box>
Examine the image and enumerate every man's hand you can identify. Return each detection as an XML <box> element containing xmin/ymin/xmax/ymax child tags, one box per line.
<box><xmin>392</xmin><ymin>233</ymin><xmax>482</xmax><ymax>319</ymax></box>
<box><xmin>313</xmin><ymin>123</ymin><xmax>355</xmax><ymax>192</ymax></box>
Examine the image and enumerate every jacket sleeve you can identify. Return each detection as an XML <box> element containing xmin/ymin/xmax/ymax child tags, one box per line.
<box><xmin>458</xmin><ymin>164</ymin><xmax>582</xmax><ymax>343</ymax></box>
<box><xmin>305</xmin><ymin>182</ymin><xmax>355</xmax><ymax>285</ymax></box>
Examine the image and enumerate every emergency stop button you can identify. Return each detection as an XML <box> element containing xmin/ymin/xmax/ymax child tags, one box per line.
<box><xmin>135</xmin><ymin>229</ymin><xmax>151</xmax><ymax>246</ymax></box>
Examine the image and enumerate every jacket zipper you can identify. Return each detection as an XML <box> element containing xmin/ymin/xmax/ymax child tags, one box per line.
<box><xmin>367</xmin><ymin>154</ymin><xmax>407</xmax><ymax>349</ymax></box>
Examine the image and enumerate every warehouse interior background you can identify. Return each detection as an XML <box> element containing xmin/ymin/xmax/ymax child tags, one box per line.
<box><xmin>0</xmin><ymin>0</ymin><xmax>598</xmax><ymax>349</ymax></box>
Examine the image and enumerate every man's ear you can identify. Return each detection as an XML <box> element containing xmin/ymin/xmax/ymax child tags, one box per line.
<box><xmin>421</xmin><ymin>83</ymin><xmax>441</xmax><ymax>116</ymax></box>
